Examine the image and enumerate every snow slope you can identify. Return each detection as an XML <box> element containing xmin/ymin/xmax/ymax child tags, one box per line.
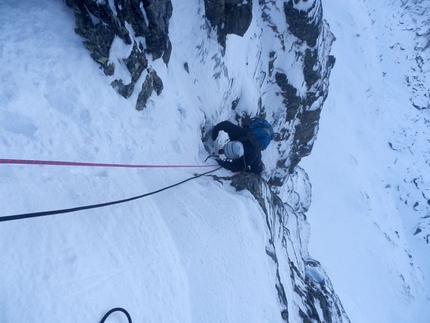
<box><xmin>1</xmin><ymin>0</ymin><xmax>428</xmax><ymax>322</ymax></box>
<box><xmin>0</xmin><ymin>1</ymin><xmax>282</xmax><ymax>322</ymax></box>
<box><xmin>302</xmin><ymin>0</ymin><xmax>430</xmax><ymax>322</ymax></box>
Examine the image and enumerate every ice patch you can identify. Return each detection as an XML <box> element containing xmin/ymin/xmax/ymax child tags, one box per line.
<box><xmin>305</xmin><ymin>261</ymin><xmax>325</xmax><ymax>284</ymax></box>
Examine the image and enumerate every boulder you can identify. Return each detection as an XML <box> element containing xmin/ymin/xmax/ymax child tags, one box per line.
<box><xmin>64</xmin><ymin>0</ymin><xmax>171</xmax><ymax>109</ymax></box>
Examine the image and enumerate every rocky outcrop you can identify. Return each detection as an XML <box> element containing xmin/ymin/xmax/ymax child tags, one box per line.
<box><xmin>270</xmin><ymin>0</ymin><xmax>335</xmax><ymax>187</ymax></box>
<box><xmin>136</xmin><ymin>68</ymin><xmax>164</xmax><ymax>111</ymax></box>
<box><xmin>64</xmin><ymin>0</ymin><xmax>347</xmax><ymax>320</ymax></box>
<box><xmin>66</xmin><ymin>0</ymin><xmax>335</xmax><ymax>181</ymax></box>
<box><xmin>284</xmin><ymin>0</ymin><xmax>322</xmax><ymax>48</ymax></box>
<box><xmin>199</xmin><ymin>2</ymin><xmax>345</xmax><ymax>317</ymax></box>
<box><xmin>202</xmin><ymin>0</ymin><xmax>335</xmax><ymax>187</ymax></box>
<box><xmin>65</xmin><ymin>0</ymin><xmax>172</xmax><ymax>110</ymax></box>
<box><xmin>218</xmin><ymin>171</ymin><xmax>350</xmax><ymax>322</ymax></box>
<box><xmin>204</xmin><ymin>0</ymin><xmax>253</xmax><ymax>49</ymax></box>
<box><xmin>65</xmin><ymin>0</ymin><xmax>335</xmax><ymax>185</ymax></box>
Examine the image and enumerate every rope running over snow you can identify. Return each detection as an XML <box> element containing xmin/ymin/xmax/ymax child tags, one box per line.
<box><xmin>0</xmin><ymin>167</ymin><xmax>221</xmax><ymax>223</ymax></box>
<box><xmin>0</xmin><ymin>158</ymin><xmax>217</xmax><ymax>169</ymax></box>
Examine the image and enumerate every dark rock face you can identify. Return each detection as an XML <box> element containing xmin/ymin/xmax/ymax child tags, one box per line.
<box><xmin>65</xmin><ymin>0</ymin><xmax>334</xmax><ymax>184</ymax></box>
<box><xmin>267</xmin><ymin>0</ymin><xmax>336</xmax><ymax>186</ymax></box>
<box><xmin>136</xmin><ymin>69</ymin><xmax>164</xmax><ymax>111</ymax></box>
<box><xmin>65</xmin><ymin>0</ymin><xmax>116</xmax><ymax>76</ymax></box>
<box><xmin>284</xmin><ymin>0</ymin><xmax>322</xmax><ymax>48</ymax></box>
<box><xmin>64</xmin><ymin>0</ymin><xmax>171</xmax><ymax>110</ymax></box>
<box><xmin>225</xmin><ymin>172</ymin><xmax>350</xmax><ymax>322</ymax></box>
<box><xmin>202</xmin><ymin>0</ymin><xmax>335</xmax><ymax>187</ymax></box>
<box><xmin>142</xmin><ymin>0</ymin><xmax>173</xmax><ymax>62</ymax></box>
<box><xmin>204</xmin><ymin>0</ymin><xmax>253</xmax><ymax>48</ymax></box>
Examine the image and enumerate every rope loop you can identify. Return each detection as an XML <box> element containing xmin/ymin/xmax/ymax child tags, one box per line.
<box><xmin>100</xmin><ymin>307</ymin><xmax>132</xmax><ymax>323</ymax></box>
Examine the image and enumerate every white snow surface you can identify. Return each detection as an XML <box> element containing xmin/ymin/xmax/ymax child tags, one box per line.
<box><xmin>1</xmin><ymin>1</ymin><xmax>280</xmax><ymax>322</ymax></box>
<box><xmin>303</xmin><ymin>0</ymin><xmax>430</xmax><ymax>322</ymax></box>
<box><xmin>0</xmin><ymin>1</ymin><xmax>428</xmax><ymax>323</ymax></box>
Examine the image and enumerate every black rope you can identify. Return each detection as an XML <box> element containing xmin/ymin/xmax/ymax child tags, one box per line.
<box><xmin>100</xmin><ymin>307</ymin><xmax>132</xmax><ymax>323</ymax></box>
<box><xmin>0</xmin><ymin>167</ymin><xmax>221</xmax><ymax>223</ymax></box>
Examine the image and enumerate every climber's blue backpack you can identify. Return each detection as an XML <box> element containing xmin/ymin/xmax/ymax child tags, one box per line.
<box><xmin>247</xmin><ymin>117</ymin><xmax>274</xmax><ymax>151</ymax></box>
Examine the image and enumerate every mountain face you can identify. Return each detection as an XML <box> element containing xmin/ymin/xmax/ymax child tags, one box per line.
<box><xmin>385</xmin><ymin>0</ymin><xmax>430</xmax><ymax>247</ymax></box>
<box><xmin>65</xmin><ymin>0</ymin><xmax>335</xmax><ymax>188</ymax></box>
<box><xmin>64</xmin><ymin>0</ymin><xmax>345</xmax><ymax>321</ymax></box>
<box><xmin>228</xmin><ymin>171</ymin><xmax>350</xmax><ymax>322</ymax></box>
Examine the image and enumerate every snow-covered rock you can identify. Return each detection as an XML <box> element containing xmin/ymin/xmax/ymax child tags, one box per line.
<box><xmin>65</xmin><ymin>0</ymin><xmax>335</xmax><ymax>188</ymax></box>
<box><xmin>2</xmin><ymin>0</ymin><xmax>428</xmax><ymax>322</ymax></box>
<box><xmin>228</xmin><ymin>171</ymin><xmax>350</xmax><ymax>322</ymax></box>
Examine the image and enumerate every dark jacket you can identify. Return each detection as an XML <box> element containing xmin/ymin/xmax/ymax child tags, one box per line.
<box><xmin>212</xmin><ymin>121</ymin><xmax>264</xmax><ymax>175</ymax></box>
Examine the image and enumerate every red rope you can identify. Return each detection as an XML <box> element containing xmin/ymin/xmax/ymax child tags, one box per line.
<box><xmin>0</xmin><ymin>158</ymin><xmax>217</xmax><ymax>169</ymax></box>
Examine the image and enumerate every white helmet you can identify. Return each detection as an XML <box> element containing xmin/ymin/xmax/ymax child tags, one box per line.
<box><xmin>223</xmin><ymin>141</ymin><xmax>244</xmax><ymax>160</ymax></box>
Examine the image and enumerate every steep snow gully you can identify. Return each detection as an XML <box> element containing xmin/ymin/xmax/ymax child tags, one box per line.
<box><xmin>0</xmin><ymin>0</ymin><xmax>429</xmax><ymax>322</ymax></box>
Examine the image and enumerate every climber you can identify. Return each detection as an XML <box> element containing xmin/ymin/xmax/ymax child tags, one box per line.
<box><xmin>211</xmin><ymin>119</ymin><xmax>273</xmax><ymax>176</ymax></box>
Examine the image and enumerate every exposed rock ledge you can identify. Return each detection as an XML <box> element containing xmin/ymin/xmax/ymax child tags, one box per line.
<box><xmin>211</xmin><ymin>171</ymin><xmax>350</xmax><ymax>322</ymax></box>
